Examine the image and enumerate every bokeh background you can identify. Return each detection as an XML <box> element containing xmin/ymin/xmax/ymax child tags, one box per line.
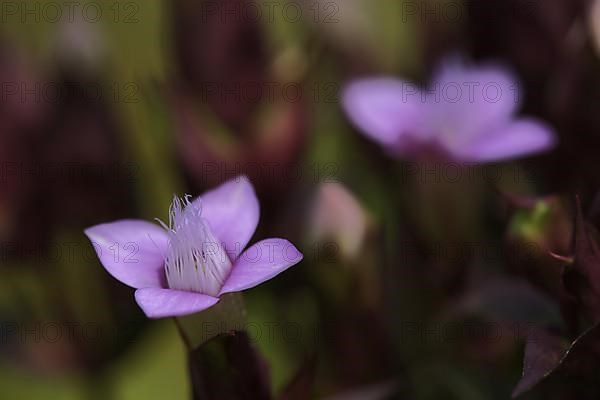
<box><xmin>1</xmin><ymin>0</ymin><xmax>600</xmax><ymax>398</ymax></box>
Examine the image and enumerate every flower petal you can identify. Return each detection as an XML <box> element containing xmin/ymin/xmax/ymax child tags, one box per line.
<box><xmin>342</xmin><ymin>78</ymin><xmax>429</xmax><ymax>155</ymax></box>
<box><xmin>427</xmin><ymin>59</ymin><xmax>524</xmax><ymax>156</ymax></box>
<box><xmin>457</xmin><ymin>118</ymin><xmax>557</xmax><ymax>163</ymax></box>
<box><xmin>220</xmin><ymin>239</ymin><xmax>303</xmax><ymax>295</ymax></box>
<box><xmin>134</xmin><ymin>288</ymin><xmax>219</xmax><ymax>318</ymax></box>
<box><xmin>193</xmin><ymin>176</ymin><xmax>259</xmax><ymax>260</ymax></box>
<box><xmin>430</xmin><ymin>60</ymin><xmax>520</xmax><ymax>137</ymax></box>
<box><xmin>84</xmin><ymin>220</ymin><xmax>168</xmax><ymax>289</ymax></box>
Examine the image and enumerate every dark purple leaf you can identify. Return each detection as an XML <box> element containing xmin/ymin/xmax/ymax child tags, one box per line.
<box><xmin>513</xmin><ymin>323</ymin><xmax>600</xmax><ymax>397</ymax></box>
<box><xmin>512</xmin><ymin>328</ymin><xmax>568</xmax><ymax>397</ymax></box>
<box><xmin>562</xmin><ymin>197</ymin><xmax>600</xmax><ymax>323</ymax></box>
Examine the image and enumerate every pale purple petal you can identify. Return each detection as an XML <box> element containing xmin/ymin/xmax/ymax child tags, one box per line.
<box><xmin>457</xmin><ymin>118</ymin><xmax>557</xmax><ymax>162</ymax></box>
<box><xmin>429</xmin><ymin>60</ymin><xmax>521</xmax><ymax>152</ymax></box>
<box><xmin>219</xmin><ymin>239</ymin><xmax>303</xmax><ymax>295</ymax></box>
<box><xmin>84</xmin><ymin>220</ymin><xmax>168</xmax><ymax>289</ymax></box>
<box><xmin>431</xmin><ymin>60</ymin><xmax>520</xmax><ymax>126</ymax></box>
<box><xmin>193</xmin><ymin>176</ymin><xmax>259</xmax><ymax>260</ymax></box>
<box><xmin>134</xmin><ymin>288</ymin><xmax>219</xmax><ymax>318</ymax></box>
<box><xmin>342</xmin><ymin>78</ymin><xmax>429</xmax><ymax>155</ymax></box>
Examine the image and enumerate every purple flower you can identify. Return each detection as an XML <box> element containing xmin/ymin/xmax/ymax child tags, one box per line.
<box><xmin>342</xmin><ymin>59</ymin><xmax>557</xmax><ymax>163</ymax></box>
<box><xmin>84</xmin><ymin>176</ymin><xmax>303</xmax><ymax>319</ymax></box>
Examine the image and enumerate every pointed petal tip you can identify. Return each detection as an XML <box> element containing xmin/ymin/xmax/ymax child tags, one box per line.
<box><xmin>237</xmin><ymin>174</ymin><xmax>251</xmax><ymax>184</ymax></box>
<box><xmin>284</xmin><ymin>240</ymin><xmax>303</xmax><ymax>262</ymax></box>
<box><xmin>83</xmin><ymin>224</ymin><xmax>103</xmax><ymax>242</ymax></box>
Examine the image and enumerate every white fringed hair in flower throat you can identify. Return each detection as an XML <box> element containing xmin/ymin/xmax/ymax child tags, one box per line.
<box><xmin>157</xmin><ymin>195</ymin><xmax>232</xmax><ymax>296</ymax></box>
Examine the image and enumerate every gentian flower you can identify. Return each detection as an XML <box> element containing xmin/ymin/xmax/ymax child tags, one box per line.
<box><xmin>342</xmin><ymin>59</ymin><xmax>557</xmax><ymax>163</ymax></box>
<box><xmin>84</xmin><ymin>176</ymin><xmax>303</xmax><ymax>318</ymax></box>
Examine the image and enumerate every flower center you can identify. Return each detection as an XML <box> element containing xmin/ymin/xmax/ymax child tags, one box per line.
<box><xmin>158</xmin><ymin>195</ymin><xmax>232</xmax><ymax>296</ymax></box>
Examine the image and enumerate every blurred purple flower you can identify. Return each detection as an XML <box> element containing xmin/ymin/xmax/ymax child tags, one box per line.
<box><xmin>84</xmin><ymin>176</ymin><xmax>302</xmax><ymax>318</ymax></box>
<box><xmin>342</xmin><ymin>59</ymin><xmax>557</xmax><ymax>163</ymax></box>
